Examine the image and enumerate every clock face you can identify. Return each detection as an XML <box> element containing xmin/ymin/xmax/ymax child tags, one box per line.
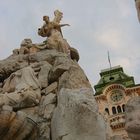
<box><xmin>111</xmin><ymin>90</ymin><xmax>123</xmax><ymax>102</ymax></box>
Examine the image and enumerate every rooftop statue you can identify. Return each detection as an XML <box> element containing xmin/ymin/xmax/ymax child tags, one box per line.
<box><xmin>135</xmin><ymin>0</ymin><xmax>140</xmax><ymax>22</ymax></box>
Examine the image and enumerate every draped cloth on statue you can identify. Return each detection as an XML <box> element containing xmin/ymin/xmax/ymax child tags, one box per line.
<box><xmin>3</xmin><ymin>66</ymin><xmax>41</xmax><ymax>93</ymax></box>
<box><xmin>1</xmin><ymin>67</ymin><xmax>41</xmax><ymax>108</ymax></box>
<box><xmin>47</xmin><ymin>29</ymin><xmax>70</xmax><ymax>54</ymax></box>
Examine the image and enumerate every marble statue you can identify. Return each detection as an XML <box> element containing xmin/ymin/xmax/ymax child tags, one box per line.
<box><xmin>38</xmin><ymin>10</ymin><xmax>70</xmax><ymax>54</ymax></box>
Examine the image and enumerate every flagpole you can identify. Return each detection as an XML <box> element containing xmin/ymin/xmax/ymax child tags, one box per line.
<box><xmin>108</xmin><ymin>51</ymin><xmax>112</xmax><ymax>78</ymax></box>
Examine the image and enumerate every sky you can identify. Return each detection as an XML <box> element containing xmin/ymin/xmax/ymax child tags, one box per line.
<box><xmin>0</xmin><ymin>0</ymin><xmax>140</xmax><ymax>90</ymax></box>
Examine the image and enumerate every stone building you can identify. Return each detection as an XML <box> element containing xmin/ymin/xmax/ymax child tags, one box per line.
<box><xmin>94</xmin><ymin>65</ymin><xmax>140</xmax><ymax>139</ymax></box>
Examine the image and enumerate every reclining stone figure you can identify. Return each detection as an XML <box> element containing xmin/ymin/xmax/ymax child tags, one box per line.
<box><xmin>0</xmin><ymin>66</ymin><xmax>41</xmax><ymax>109</ymax></box>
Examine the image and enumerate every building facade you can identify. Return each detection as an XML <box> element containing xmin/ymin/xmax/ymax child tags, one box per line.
<box><xmin>94</xmin><ymin>66</ymin><xmax>140</xmax><ymax>139</ymax></box>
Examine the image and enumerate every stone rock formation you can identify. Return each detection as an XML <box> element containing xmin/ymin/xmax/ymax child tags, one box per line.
<box><xmin>110</xmin><ymin>135</ymin><xmax>123</xmax><ymax>140</ymax></box>
<box><xmin>0</xmin><ymin>10</ymin><xmax>106</xmax><ymax>140</ymax></box>
<box><xmin>125</xmin><ymin>97</ymin><xmax>140</xmax><ymax>140</ymax></box>
<box><xmin>51</xmin><ymin>88</ymin><xmax>106</xmax><ymax>140</ymax></box>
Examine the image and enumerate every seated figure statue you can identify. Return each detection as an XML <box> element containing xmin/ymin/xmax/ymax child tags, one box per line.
<box><xmin>0</xmin><ymin>66</ymin><xmax>41</xmax><ymax>109</ymax></box>
<box><xmin>38</xmin><ymin>10</ymin><xmax>70</xmax><ymax>55</ymax></box>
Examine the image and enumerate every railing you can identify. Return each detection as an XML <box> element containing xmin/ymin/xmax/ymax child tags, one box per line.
<box><xmin>109</xmin><ymin>113</ymin><xmax>125</xmax><ymax>129</ymax></box>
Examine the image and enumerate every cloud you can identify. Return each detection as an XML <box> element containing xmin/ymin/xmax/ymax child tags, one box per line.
<box><xmin>95</xmin><ymin>28</ymin><xmax>123</xmax><ymax>50</ymax></box>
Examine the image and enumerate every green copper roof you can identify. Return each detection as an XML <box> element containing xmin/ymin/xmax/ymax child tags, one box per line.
<box><xmin>94</xmin><ymin>65</ymin><xmax>135</xmax><ymax>96</ymax></box>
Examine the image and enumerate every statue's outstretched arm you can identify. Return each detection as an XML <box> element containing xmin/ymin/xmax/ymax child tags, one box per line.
<box><xmin>60</xmin><ymin>24</ymin><xmax>70</xmax><ymax>27</ymax></box>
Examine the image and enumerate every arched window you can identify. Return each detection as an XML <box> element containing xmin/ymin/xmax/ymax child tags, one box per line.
<box><xmin>105</xmin><ymin>108</ymin><xmax>110</xmax><ymax>115</ymax></box>
<box><xmin>122</xmin><ymin>104</ymin><xmax>125</xmax><ymax>112</ymax></box>
<box><xmin>117</xmin><ymin>106</ymin><xmax>122</xmax><ymax>113</ymax></box>
<box><xmin>112</xmin><ymin>107</ymin><xmax>117</xmax><ymax>114</ymax></box>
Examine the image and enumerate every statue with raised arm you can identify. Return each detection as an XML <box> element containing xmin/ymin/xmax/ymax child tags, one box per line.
<box><xmin>38</xmin><ymin>10</ymin><xmax>70</xmax><ymax>54</ymax></box>
<box><xmin>135</xmin><ymin>0</ymin><xmax>140</xmax><ymax>22</ymax></box>
<box><xmin>38</xmin><ymin>10</ymin><xmax>69</xmax><ymax>37</ymax></box>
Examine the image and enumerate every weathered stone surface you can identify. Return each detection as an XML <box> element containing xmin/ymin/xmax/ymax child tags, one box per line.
<box><xmin>51</xmin><ymin>88</ymin><xmax>106</xmax><ymax>140</ymax></box>
<box><xmin>110</xmin><ymin>135</ymin><xmax>123</xmax><ymax>140</ymax></box>
<box><xmin>44</xmin><ymin>104</ymin><xmax>56</xmax><ymax>120</ymax></box>
<box><xmin>0</xmin><ymin>105</ymin><xmax>38</xmax><ymax>140</ymax></box>
<box><xmin>39</xmin><ymin>93</ymin><xmax>56</xmax><ymax>119</ymax></box>
<box><xmin>20</xmin><ymin>38</ymin><xmax>32</xmax><ymax>48</ymax></box>
<box><xmin>38</xmin><ymin>62</ymin><xmax>52</xmax><ymax>88</ymax></box>
<box><xmin>12</xmin><ymin>39</ymin><xmax>32</xmax><ymax>56</ymax></box>
<box><xmin>0</xmin><ymin>54</ymin><xmax>29</xmax><ymax>82</ymax></box>
<box><xmin>0</xmin><ymin>49</ymin><xmax>69</xmax><ymax>83</ymax></box>
<box><xmin>70</xmin><ymin>47</ymin><xmax>80</xmax><ymax>62</ymax></box>
<box><xmin>0</xmin><ymin>83</ymin><xmax>2</xmax><ymax>88</ymax></box>
<box><xmin>38</xmin><ymin>94</ymin><xmax>56</xmax><ymax>140</ymax></box>
<box><xmin>58</xmin><ymin>64</ymin><xmax>91</xmax><ymax>90</ymax></box>
<box><xmin>39</xmin><ymin>123</ymin><xmax>51</xmax><ymax>140</ymax></box>
<box><xmin>41</xmin><ymin>82</ymin><xmax>58</xmax><ymax>95</ymax></box>
<box><xmin>29</xmin><ymin>49</ymin><xmax>68</xmax><ymax>64</ymax></box>
<box><xmin>13</xmin><ymin>48</ymin><xmax>20</xmax><ymax>55</ymax></box>
<box><xmin>49</xmin><ymin>56</ymin><xmax>74</xmax><ymax>83</ymax></box>
<box><xmin>43</xmin><ymin>93</ymin><xmax>56</xmax><ymax>105</ymax></box>
<box><xmin>125</xmin><ymin>97</ymin><xmax>140</xmax><ymax>140</ymax></box>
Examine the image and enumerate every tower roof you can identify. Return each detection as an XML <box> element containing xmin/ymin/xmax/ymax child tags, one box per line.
<box><xmin>94</xmin><ymin>65</ymin><xmax>135</xmax><ymax>95</ymax></box>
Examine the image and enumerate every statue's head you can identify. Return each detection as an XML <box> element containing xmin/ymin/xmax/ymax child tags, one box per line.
<box><xmin>125</xmin><ymin>97</ymin><xmax>140</xmax><ymax>140</ymax></box>
<box><xmin>43</xmin><ymin>16</ymin><xmax>50</xmax><ymax>23</ymax></box>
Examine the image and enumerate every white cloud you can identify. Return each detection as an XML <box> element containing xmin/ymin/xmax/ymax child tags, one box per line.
<box><xmin>95</xmin><ymin>28</ymin><xmax>123</xmax><ymax>50</ymax></box>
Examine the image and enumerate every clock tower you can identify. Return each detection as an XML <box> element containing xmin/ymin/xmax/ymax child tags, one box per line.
<box><xmin>94</xmin><ymin>65</ymin><xmax>140</xmax><ymax>140</ymax></box>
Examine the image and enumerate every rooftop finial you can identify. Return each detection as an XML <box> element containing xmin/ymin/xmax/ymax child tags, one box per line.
<box><xmin>107</xmin><ymin>51</ymin><xmax>113</xmax><ymax>80</ymax></box>
<box><xmin>107</xmin><ymin>51</ymin><xmax>112</xmax><ymax>70</ymax></box>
